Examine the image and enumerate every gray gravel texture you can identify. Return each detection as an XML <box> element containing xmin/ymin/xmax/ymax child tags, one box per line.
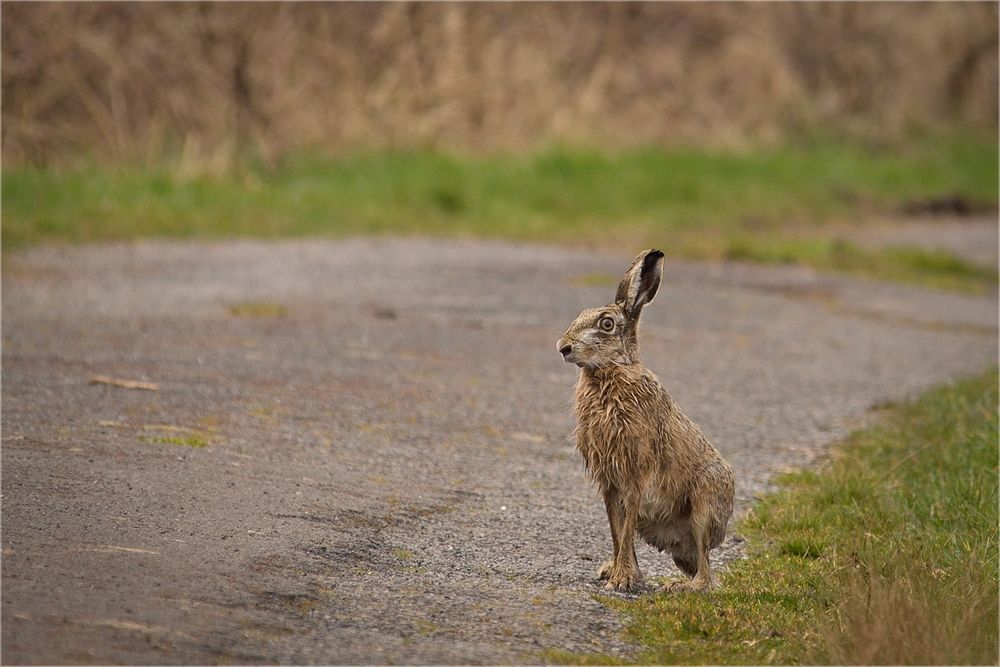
<box><xmin>845</xmin><ymin>215</ymin><xmax>999</xmax><ymax>268</ymax></box>
<box><xmin>3</xmin><ymin>237</ymin><xmax>996</xmax><ymax>664</ymax></box>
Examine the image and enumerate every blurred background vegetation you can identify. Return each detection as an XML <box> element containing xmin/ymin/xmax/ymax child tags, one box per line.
<box><xmin>4</xmin><ymin>2</ymin><xmax>998</xmax><ymax>163</ymax></box>
<box><xmin>3</xmin><ymin>2</ymin><xmax>997</xmax><ymax>289</ymax></box>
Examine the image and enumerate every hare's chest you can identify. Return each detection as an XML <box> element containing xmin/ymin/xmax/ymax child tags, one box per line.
<box><xmin>573</xmin><ymin>391</ymin><xmax>657</xmax><ymax>489</ymax></box>
<box><xmin>573</xmin><ymin>376</ymin><xmax>656</xmax><ymax>438</ymax></box>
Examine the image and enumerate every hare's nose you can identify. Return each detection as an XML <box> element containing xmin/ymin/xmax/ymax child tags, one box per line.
<box><xmin>559</xmin><ymin>344</ymin><xmax>573</xmax><ymax>357</ymax></box>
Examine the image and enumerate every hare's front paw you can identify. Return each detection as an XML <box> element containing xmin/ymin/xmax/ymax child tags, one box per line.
<box><xmin>597</xmin><ymin>559</ymin><xmax>615</xmax><ymax>580</ymax></box>
<box><xmin>604</xmin><ymin>566</ymin><xmax>641</xmax><ymax>592</ymax></box>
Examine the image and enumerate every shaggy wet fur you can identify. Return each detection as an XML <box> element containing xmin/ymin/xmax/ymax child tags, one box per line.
<box><xmin>557</xmin><ymin>249</ymin><xmax>735</xmax><ymax>593</ymax></box>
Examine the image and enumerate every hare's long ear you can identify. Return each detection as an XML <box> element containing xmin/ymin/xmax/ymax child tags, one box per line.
<box><xmin>615</xmin><ymin>249</ymin><xmax>664</xmax><ymax>319</ymax></box>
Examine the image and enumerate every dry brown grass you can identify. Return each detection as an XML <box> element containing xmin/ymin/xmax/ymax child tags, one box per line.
<box><xmin>826</xmin><ymin>561</ymin><xmax>999</xmax><ymax>665</ymax></box>
<box><xmin>2</xmin><ymin>2</ymin><xmax>997</xmax><ymax>166</ymax></box>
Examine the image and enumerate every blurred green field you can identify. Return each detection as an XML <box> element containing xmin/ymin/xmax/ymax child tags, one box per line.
<box><xmin>3</xmin><ymin>133</ymin><xmax>996</xmax><ymax>290</ymax></box>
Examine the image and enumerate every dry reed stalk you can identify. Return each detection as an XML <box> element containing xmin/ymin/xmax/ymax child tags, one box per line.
<box><xmin>2</xmin><ymin>2</ymin><xmax>996</xmax><ymax>166</ymax></box>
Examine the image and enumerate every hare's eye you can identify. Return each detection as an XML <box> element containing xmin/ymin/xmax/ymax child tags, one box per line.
<box><xmin>598</xmin><ymin>317</ymin><xmax>615</xmax><ymax>332</ymax></box>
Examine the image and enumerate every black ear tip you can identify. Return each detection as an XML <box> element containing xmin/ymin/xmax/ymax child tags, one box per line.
<box><xmin>643</xmin><ymin>249</ymin><xmax>664</xmax><ymax>267</ymax></box>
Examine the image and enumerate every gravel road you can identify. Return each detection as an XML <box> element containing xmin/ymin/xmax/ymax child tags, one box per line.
<box><xmin>3</xmin><ymin>238</ymin><xmax>996</xmax><ymax>664</ymax></box>
<box><xmin>845</xmin><ymin>215</ymin><xmax>998</xmax><ymax>268</ymax></box>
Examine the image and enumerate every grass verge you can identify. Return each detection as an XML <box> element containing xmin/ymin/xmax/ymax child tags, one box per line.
<box><xmin>546</xmin><ymin>368</ymin><xmax>998</xmax><ymax>665</ymax></box>
<box><xmin>3</xmin><ymin>133</ymin><xmax>996</xmax><ymax>291</ymax></box>
<box><xmin>721</xmin><ymin>235</ymin><xmax>997</xmax><ymax>294</ymax></box>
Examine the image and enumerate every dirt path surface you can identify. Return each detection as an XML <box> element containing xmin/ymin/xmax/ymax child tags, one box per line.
<box><xmin>844</xmin><ymin>214</ymin><xmax>999</xmax><ymax>268</ymax></box>
<box><xmin>3</xmin><ymin>238</ymin><xmax>996</xmax><ymax>664</ymax></box>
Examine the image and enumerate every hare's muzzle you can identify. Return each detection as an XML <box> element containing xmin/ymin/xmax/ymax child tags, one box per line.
<box><xmin>557</xmin><ymin>338</ymin><xmax>574</xmax><ymax>362</ymax></box>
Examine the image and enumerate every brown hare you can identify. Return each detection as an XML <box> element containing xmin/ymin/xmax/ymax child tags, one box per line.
<box><xmin>556</xmin><ymin>249</ymin><xmax>734</xmax><ymax>593</ymax></box>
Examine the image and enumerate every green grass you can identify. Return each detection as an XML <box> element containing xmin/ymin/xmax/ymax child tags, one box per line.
<box><xmin>3</xmin><ymin>132</ymin><xmax>996</xmax><ymax>290</ymax></box>
<box><xmin>226</xmin><ymin>301</ymin><xmax>288</xmax><ymax>318</ymax></box>
<box><xmin>147</xmin><ymin>434</ymin><xmax>209</xmax><ymax>448</ymax></box>
<box><xmin>723</xmin><ymin>235</ymin><xmax>998</xmax><ymax>293</ymax></box>
<box><xmin>548</xmin><ymin>368</ymin><xmax>998</xmax><ymax>665</ymax></box>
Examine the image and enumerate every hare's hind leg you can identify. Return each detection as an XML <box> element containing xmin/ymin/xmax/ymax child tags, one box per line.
<box><xmin>672</xmin><ymin>553</ymin><xmax>698</xmax><ymax>578</ymax></box>
<box><xmin>662</xmin><ymin>534</ymin><xmax>698</xmax><ymax>580</ymax></box>
<box><xmin>663</xmin><ymin>503</ymin><xmax>716</xmax><ymax>593</ymax></box>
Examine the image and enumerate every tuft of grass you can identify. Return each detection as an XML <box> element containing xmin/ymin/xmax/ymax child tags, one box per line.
<box><xmin>141</xmin><ymin>424</ymin><xmax>212</xmax><ymax>448</ymax></box>
<box><xmin>778</xmin><ymin>537</ymin><xmax>824</xmax><ymax>559</ymax></box>
<box><xmin>148</xmin><ymin>434</ymin><xmax>209</xmax><ymax>448</ymax></box>
<box><xmin>549</xmin><ymin>368</ymin><xmax>998</xmax><ymax>665</ymax></box>
<box><xmin>392</xmin><ymin>547</ymin><xmax>414</xmax><ymax>562</ymax></box>
<box><xmin>414</xmin><ymin>620</ymin><xmax>440</xmax><ymax>636</ymax></box>
<box><xmin>227</xmin><ymin>301</ymin><xmax>288</xmax><ymax>318</ymax></box>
